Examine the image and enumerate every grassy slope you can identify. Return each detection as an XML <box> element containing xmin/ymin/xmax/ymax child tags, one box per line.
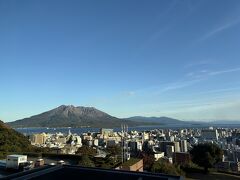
<box><xmin>0</xmin><ymin>120</ymin><xmax>34</xmax><ymax>158</ymax></box>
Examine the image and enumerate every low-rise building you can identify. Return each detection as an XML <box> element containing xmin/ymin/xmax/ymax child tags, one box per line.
<box><xmin>166</xmin><ymin>145</ymin><xmax>174</xmax><ymax>157</ymax></box>
<box><xmin>154</xmin><ymin>152</ymin><xmax>164</xmax><ymax>161</ymax></box>
<box><xmin>117</xmin><ymin>158</ymin><xmax>143</xmax><ymax>172</ymax></box>
<box><xmin>173</xmin><ymin>152</ymin><xmax>190</xmax><ymax>166</ymax></box>
<box><xmin>201</xmin><ymin>129</ymin><xmax>219</xmax><ymax>141</ymax></box>
<box><xmin>6</xmin><ymin>155</ymin><xmax>27</xmax><ymax>169</ymax></box>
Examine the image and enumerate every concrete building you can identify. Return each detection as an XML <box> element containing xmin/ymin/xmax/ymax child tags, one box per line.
<box><xmin>93</xmin><ymin>139</ymin><xmax>99</xmax><ymax>146</ymax></box>
<box><xmin>142</xmin><ymin>132</ymin><xmax>150</xmax><ymax>141</ymax></box>
<box><xmin>173</xmin><ymin>142</ymin><xmax>180</xmax><ymax>152</ymax></box>
<box><xmin>166</xmin><ymin>145</ymin><xmax>174</xmax><ymax>157</ymax></box>
<box><xmin>117</xmin><ymin>159</ymin><xmax>144</xmax><ymax>172</ymax></box>
<box><xmin>173</xmin><ymin>152</ymin><xmax>190</xmax><ymax>166</ymax></box>
<box><xmin>61</xmin><ymin>145</ymin><xmax>78</xmax><ymax>154</ymax></box>
<box><xmin>169</xmin><ymin>136</ymin><xmax>175</xmax><ymax>142</ymax></box>
<box><xmin>6</xmin><ymin>155</ymin><xmax>27</xmax><ymax>169</ymax></box>
<box><xmin>154</xmin><ymin>152</ymin><xmax>165</xmax><ymax>161</ymax></box>
<box><xmin>101</xmin><ymin>128</ymin><xmax>114</xmax><ymax>137</ymax></box>
<box><xmin>201</xmin><ymin>129</ymin><xmax>219</xmax><ymax>141</ymax></box>
<box><xmin>74</xmin><ymin>136</ymin><xmax>82</xmax><ymax>147</ymax></box>
<box><xmin>31</xmin><ymin>133</ymin><xmax>47</xmax><ymax>145</ymax></box>
<box><xmin>180</xmin><ymin>140</ymin><xmax>187</xmax><ymax>152</ymax></box>
<box><xmin>159</xmin><ymin>141</ymin><xmax>174</xmax><ymax>154</ymax></box>
<box><xmin>129</xmin><ymin>141</ymin><xmax>142</xmax><ymax>153</ymax></box>
<box><xmin>86</xmin><ymin>140</ymin><xmax>93</xmax><ymax>146</ymax></box>
<box><xmin>106</xmin><ymin>140</ymin><xmax>117</xmax><ymax>147</ymax></box>
<box><xmin>56</xmin><ymin>136</ymin><xmax>67</xmax><ymax>144</ymax></box>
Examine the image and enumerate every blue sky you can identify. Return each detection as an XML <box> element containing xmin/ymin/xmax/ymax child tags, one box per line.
<box><xmin>1</xmin><ymin>0</ymin><xmax>240</xmax><ymax>122</ymax></box>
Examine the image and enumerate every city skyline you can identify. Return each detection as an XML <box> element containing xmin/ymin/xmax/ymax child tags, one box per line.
<box><xmin>1</xmin><ymin>0</ymin><xmax>240</xmax><ymax>122</ymax></box>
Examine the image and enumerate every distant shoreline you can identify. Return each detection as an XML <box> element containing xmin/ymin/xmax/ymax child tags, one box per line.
<box><xmin>15</xmin><ymin>124</ymin><xmax>240</xmax><ymax>135</ymax></box>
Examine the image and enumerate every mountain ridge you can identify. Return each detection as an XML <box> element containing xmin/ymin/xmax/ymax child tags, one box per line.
<box><xmin>125</xmin><ymin>116</ymin><xmax>186</xmax><ymax>124</ymax></box>
<box><xmin>6</xmin><ymin>105</ymin><xmax>240</xmax><ymax>128</ymax></box>
<box><xmin>8</xmin><ymin>105</ymin><xmax>161</xmax><ymax>128</ymax></box>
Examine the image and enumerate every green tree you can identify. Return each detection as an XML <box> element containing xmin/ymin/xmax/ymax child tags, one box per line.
<box><xmin>151</xmin><ymin>159</ymin><xmax>183</xmax><ymax>176</ymax></box>
<box><xmin>76</xmin><ymin>145</ymin><xmax>97</xmax><ymax>156</ymax></box>
<box><xmin>106</xmin><ymin>145</ymin><xmax>121</xmax><ymax>156</ymax></box>
<box><xmin>190</xmin><ymin>143</ymin><xmax>223</xmax><ymax>173</ymax></box>
<box><xmin>78</xmin><ymin>155</ymin><xmax>95</xmax><ymax>167</ymax></box>
<box><xmin>0</xmin><ymin>120</ymin><xmax>35</xmax><ymax>159</ymax></box>
<box><xmin>138</xmin><ymin>153</ymin><xmax>155</xmax><ymax>171</ymax></box>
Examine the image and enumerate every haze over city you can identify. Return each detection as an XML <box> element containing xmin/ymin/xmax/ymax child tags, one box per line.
<box><xmin>1</xmin><ymin>0</ymin><xmax>240</xmax><ymax>122</ymax></box>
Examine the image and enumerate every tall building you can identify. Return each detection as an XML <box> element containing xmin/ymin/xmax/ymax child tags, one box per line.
<box><xmin>129</xmin><ymin>141</ymin><xmax>142</xmax><ymax>153</ymax></box>
<box><xmin>75</xmin><ymin>136</ymin><xmax>82</xmax><ymax>147</ymax></box>
<box><xmin>142</xmin><ymin>132</ymin><xmax>149</xmax><ymax>141</ymax></box>
<box><xmin>173</xmin><ymin>141</ymin><xmax>180</xmax><ymax>152</ymax></box>
<box><xmin>31</xmin><ymin>133</ymin><xmax>47</xmax><ymax>145</ymax></box>
<box><xmin>166</xmin><ymin>145</ymin><xmax>174</xmax><ymax>157</ymax></box>
<box><xmin>180</xmin><ymin>140</ymin><xmax>187</xmax><ymax>152</ymax></box>
<box><xmin>159</xmin><ymin>141</ymin><xmax>174</xmax><ymax>154</ymax></box>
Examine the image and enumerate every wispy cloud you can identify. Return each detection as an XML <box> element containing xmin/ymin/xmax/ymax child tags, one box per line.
<box><xmin>187</xmin><ymin>67</ymin><xmax>240</xmax><ymax>79</ymax></box>
<box><xmin>198</xmin><ymin>18</ymin><xmax>240</xmax><ymax>42</ymax></box>
<box><xmin>209</xmin><ymin>67</ymin><xmax>240</xmax><ymax>76</ymax></box>
<box><xmin>125</xmin><ymin>66</ymin><xmax>240</xmax><ymax>97</ymax></box>
<box><xmin>123</xmin><ymin>78</ymin><xmax>202</xmax><ymax>98</ymax></box>
<box><xmin>184</xmin><ymin>59</ymin><xmax>216</xmax><ymax>69</ymax></box>
<box><xmin>157</xmin><ymin>79</ymin><xmax>200</xmax><ymax>94</ymax></box>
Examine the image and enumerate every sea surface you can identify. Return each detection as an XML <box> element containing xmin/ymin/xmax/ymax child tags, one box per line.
<box><xmin>15</xmin><ymin>123</ymin><xmax>240</xmax><ymax>135</ymax></box>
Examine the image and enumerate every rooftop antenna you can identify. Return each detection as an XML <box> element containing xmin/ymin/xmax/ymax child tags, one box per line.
<box><xmin>121</xmin><ymin>124</ymin><xmax>128</xmax><ymax>164</ymax></box>
<box><xmin>121</xmin><ymin>124</ymin><xmax>123</xmax><ymax>164</ymax></box>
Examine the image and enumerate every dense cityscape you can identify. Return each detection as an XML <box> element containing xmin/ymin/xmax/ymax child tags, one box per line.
<box><xmin>26</xmin><ymin>126</ymin><xmax>240</xmax><ymax>172</ymax></box>
<box><xmin>2</xmin><ymin>124</ymin><xmax>240</xmax><ymax>179</ymax></box>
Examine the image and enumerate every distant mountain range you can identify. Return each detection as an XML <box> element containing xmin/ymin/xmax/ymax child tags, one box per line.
<box><xmin>8</xmin><ymin>105</ymin><xmax>238</xmax><ymax>128</ymax></box>
<box><xmin>8</xmin><ymin>105</ymin><xmax>163</xmax><ymax>128</ymax></box>
<box><xmin>125</xmin><ymin>116</ymin><xmax>187</xmax><ymax>124</ymax></box>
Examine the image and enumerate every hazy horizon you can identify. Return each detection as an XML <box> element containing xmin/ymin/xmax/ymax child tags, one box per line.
<box><xmin>2</xmin><ymin>104</ymin><xmax>240</xmax><ymax>123</ymax></box>
<box><xmin>1</xmin><ymin>0</ymin><xmax>240</xmax><ymax>122</ymax></box>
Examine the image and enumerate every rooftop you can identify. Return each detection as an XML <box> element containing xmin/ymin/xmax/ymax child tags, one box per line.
<box><xmin>121</xmin><ymin>158</ymin><xmax>142</xmax><ymax>167</ymax></box>
<box><xmin>7</xmin><ymin>155</ymin><xmax>27</xmax><ymax>158</ymax></box>
<box><xmin>2</xmin><ymin>165</ymin><xmax>183</xmax><ymax>180</ymax></box>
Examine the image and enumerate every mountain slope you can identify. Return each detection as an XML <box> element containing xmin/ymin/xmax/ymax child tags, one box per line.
<box><xmin>0</xmin><ymin>120</ymin><xmax>33</xmax><ymax>158</ymax></box>
<box><xmin>125</xmin><ymin>116</ymin><xmax>187</xmax><ymax>124</ymax></box>
<box><xmin>8</xmin><ymin>105</ymin><xmax>152</xmax><ymax>128</ymax></box>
